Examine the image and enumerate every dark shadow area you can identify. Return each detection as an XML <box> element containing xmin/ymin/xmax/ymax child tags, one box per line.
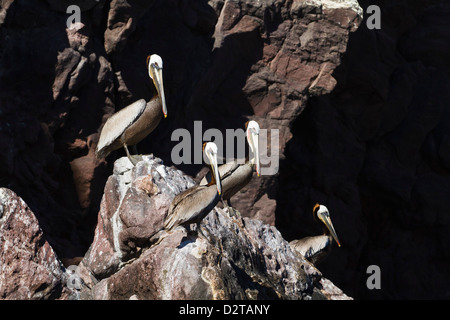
<box><xmin>0</xmin><ymin>1</ymin><xmax>83</xmax><ymax>257</ymax></box>
<box><xmin>0</xmin><ymin>0</ymin><xmax>113</xmax><ymax>258</ymax></box>
<box><xmin>276</xmin><ymin>0</ymin><xmax>450</xmax><ymax>299</ymax></box>
<box><xmin>110</xmin><ymin>0</ymin><xmax>264</xmax><ymax>179</ymax></box>
<box><xmin>228</xmin><ymin>259</ymin><xmax>280</xmax><ymax>299</ymax></box>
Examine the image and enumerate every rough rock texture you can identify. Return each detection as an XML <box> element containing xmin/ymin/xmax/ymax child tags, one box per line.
<box><xmin>0</xmin><ymin>188</ymin><xmax>73</xmax><ymax>299</ymax></box>
<box><xmin>1</xmin><ymin>0</ymin><xmax>448</xmax><ymax>300</ymax></box>
<box><xmin>189</xmin><ymin>0</ymin><xmax>362</xmax><ymax>224</ymax></box>
<box><xmin>79</xmin><ymin>155</ymin><xmax>196</xmax><ymax>282</ymax></box>
<box><xmin>77</xmin><ymin>156</ymin><xmax>350</xmax><ymax>300</ymax></box>
<box><xmin>0</xmin><ymin>0</ymin><xmax>362</xmax><ymax>261</ymax></box>
<box><xmin>276</xmin><ymin>0</ymin><xmax>450</xmax><ymax>299</ymax></box>
<box><xmin>0</xmin><ymin>0</ymin><xmax>113</xmax><ymax>259</ymax></box>
<box><xmin>0</xmin><ymin>157</ymin><xmax>350</xmax><ymax>300</ymax></box>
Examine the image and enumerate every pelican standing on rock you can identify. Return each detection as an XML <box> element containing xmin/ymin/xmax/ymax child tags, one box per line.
<box><xmin>164</xmin><ymin>142</ymin><xmax>222</xmax><ymax>237</ymax></box>
<box><xmin>289</xmin><ymin>204</ymin><xmax>341</xmax><ymax>265</ymax></box>
<box><xmin>200</xmin><ymin>120</ymin><xmax>260</xmax><ymax>210</ymax></box>
<box><xmin>95</xmin><ymin>54</ymin><xmax>167</xmax><ymax>165</ymax></box>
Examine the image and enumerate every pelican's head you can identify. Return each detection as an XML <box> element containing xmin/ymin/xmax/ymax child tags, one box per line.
<box><xmin>245</xmin><ymin>120</ymin><xmax>260</xmax><ymax>176</ymax></box>
<box><xmin>313</xmin><ymin>204</ymin><xmax>341</xmax><ymax>247</ymax></box>
<box><xmin>147</xmin><ymin>54</ymin><xmax>167</xmax><ymax>118</ymax></box>
<box><xmin>203</xmin><ymin>142</ymin><xmax>222</xmax><ymax>196</ymax></box>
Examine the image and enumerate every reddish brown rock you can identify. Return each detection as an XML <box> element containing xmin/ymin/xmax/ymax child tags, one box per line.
<box><xmin>79</xmin><ymin>155</ymin><xmax>197</xmax><ymax>284</ymax></box>
<box><xmin>0</xmin><ymin>188</ymin><xmax>71</xmax><ymax>300</ymax></box>
<box><xmin>188</xmin><ymin>0</ymin><xmax>363</xmax><ymax>227</ymax></box>
<box><xmin>276</xmin><ymin>0</ymin><xmax>450</xmax><ymax>300</ymax></box>
<box><xmin>0</xmin><ymin>0</ymin><xmax>362</xmax><ymax>260</ymax></box>
<box><xmin>79</xmin><ymin>157</ymin><xmax>350</xmax><ymax>300</ymax></box>
<box><xmin>6</xmin><ymin>0</ymin><xmax>449</xmax><ymax>301</ymax></box>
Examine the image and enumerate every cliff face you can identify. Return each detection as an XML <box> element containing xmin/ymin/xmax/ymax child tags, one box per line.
<box><xmin>0</xmin><ymin>0</ymin><xmax>448</xmax><ymax>300</ymax></box>
<box><xmin>76</xmin><ymin>155</ymin><xmax>350</xmax><ymax>300</ymax></box>
<box><xmin>0</xmin><ymin>0</ymin><xmax>361</xmax><ymax>299</ymax></box>
<box><xmin>0</xmin><ymin>157</ymin><xmax>351</xmax><ymax>300</ymax></box>
<box><xmin>276</xmin><ymin>0</ymin><xmax>450</xmax><ymax>299</ymax></box>
<box><xmin>0</xmin><ymin>0</ymin><xmax>361</xmax><ymax>254</ymax></box>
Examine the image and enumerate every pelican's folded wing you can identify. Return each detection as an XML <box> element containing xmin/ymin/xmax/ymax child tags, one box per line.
<box><xmin>96</xmin><ymin>99</ymin><xmax>147</xmax><ymax>153</ymax></box>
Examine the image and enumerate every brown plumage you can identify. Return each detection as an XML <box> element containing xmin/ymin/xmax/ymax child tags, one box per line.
<box><xmin>164</xmin><ymin>185</ymin><xmax>221</xmax><ymax>231</ymax></box>
<box><xmin>164</xmin><ymin>142</ymin><xmax>222</xmax><ymax>235</ymax></box>
<box><xmin>95</xmin><ymin>54</ymin><xmax>166</xmax><ymax>164</ymax></box>
<box><xmin>200</xmin><ymin>120</ymin><xmax>260</xmax><ymax>207</ymax></box>
<box><xmin>216</xmin><ymin>161</ymin><xmax>253</xmax><ymax>202</ymax></box>
<box><xmin>95</xmin><ymin>98</ymin><xmax>163</xmax><ymax>159</ymax></box>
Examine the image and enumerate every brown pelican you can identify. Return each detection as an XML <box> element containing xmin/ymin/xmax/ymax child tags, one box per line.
<box><xmin>164</xmin><ymin>142</ymin><xmax>222</xmax><ymax>237</ymax></box>
<box><xmin>200</xmin><ymin>120</ymin><xmax>260</xmax><ymax>210</ymax></box>
<box><xmin>289</xmin><ymin>204</ymin><xmax>341</xmax><ymax>265</ymax></box>
<box><xmin>95</xmin><ymin>54</ymin><xmax>167</xmax><ymax>165</ymax></box>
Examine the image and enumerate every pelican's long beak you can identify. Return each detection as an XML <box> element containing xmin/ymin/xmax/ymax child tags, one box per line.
<box><xmin>150</xmin><ymin>64</ymin><xmax>167</xmax><ymax>118</ymax></box>
<box><xmin>322</xmin><ymin>215</ymin><xmax>341</xmax><ymax>247</ymax></box>
<box><xmin>208</xmin><ymin>151</ymin><xmax>222</xmax><ymax>196</ymax></box>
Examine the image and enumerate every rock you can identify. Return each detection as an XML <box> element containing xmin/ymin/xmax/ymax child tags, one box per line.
<box><xmin>77</xmin><ymin>156</ymin><xmax>350</xmax><ymax>300</ymax></box>
<box><xmin>0</xmin><ymin>0</ymin><xmax>114</xmax><ymax>259</ymax></box>
<box><xmin>183</xmin><ymin>0</ymin><xmax>363</xmax><ymax>226</ymax></box>
<box><xmin>0</xmin><ymin>0</ymin><xmax>362</xmax><ymax>262</ymax></box>
<box><xmin>5</xmin><ymin>0</ymin><xmax>449</xmax><ymax>301</ymax></box>
<box><xmin>0</xmin><ymin>188</ymin><xmax>72</xmax><ymax>299</ymax></box>
<box><xmin>78</xmin><ymin>155</ymin><xmax>196</xmax><ymax>282</ymax></box>
<box><xmin>46</xmin><ymin>0</ymin><xmax>100</xmax><ymax>13</ymax></box>
<box><xmin>276</xmin><ymin>0</ymin><xmax>450</xmax><ymax>299</ymax></box>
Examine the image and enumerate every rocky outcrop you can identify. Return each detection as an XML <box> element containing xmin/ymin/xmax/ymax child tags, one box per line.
<box><xmin>0</xmin><ymin>0</ymin><xmax>362</xmax><ymax>263</ymax></box>
<box><xmin>0</xmin><ymin>158</ymin><xmax>351</xmax><ymax>300</ymax></box>
<box><xmin>188</xmin><ymin>0</ymin><xmax>363</xmax><ymax>224</ymax></box>
<box><xmin>4</xmin><ymin>0</ymin><xmax>449</xmax><ymax>300</ymax></box>
<box><xmin>75</xmin><ymin>156</ymin><xmax>351</xmax><ymax>300</ymax></box>
<box><xmin>276</xmin><ymin>0</ymin><xmax>450</xmax><ymax>299</ymax></box>
<box><xmin>0</xmin><ymin>188</ymin><xmax>73</xmax><ymax>299</ymax></box>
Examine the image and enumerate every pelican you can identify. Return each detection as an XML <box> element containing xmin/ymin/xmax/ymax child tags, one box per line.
<box><xmin>164</xmin><ymin>142</ymin><xmax>222</xmax><ymax>236</ymax></box>
<box><xmin>289</xmin><ymin>204</ymin><xmax>341</xmax><ymax>265</ymax></box>
<box><xmin>95</xmin><ymin>54</ymin><xmax>167</xmax><ymax>165</ymax></box>
<box><xmin>200</xmin><ymin>120</ymin><xmax>260</xmax><ymax>209</ymax></box>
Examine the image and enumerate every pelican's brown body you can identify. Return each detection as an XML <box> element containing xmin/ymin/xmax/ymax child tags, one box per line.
<box><xmin>96</xmin><ymin>96</ymin><xmax>163</xmax><ymax>159</ymax></box>
<box><xmin>164</xmin><ymin>184</ymin><xmax>221</xmax><ymax>231</ymax></box>
<box><xmin>201</xmin><ymin>160</ymin><xmax>253</xmax><ymax>202</ymax></box>
<box><xmin>164</xmin><ymin>142</ymin><xmax>222</xmax><ymax>234</ymax></box>
<box><xmin>289</xmin><ymin>235</ymin><xmax>333</xmax><ymax>265</ymax></box>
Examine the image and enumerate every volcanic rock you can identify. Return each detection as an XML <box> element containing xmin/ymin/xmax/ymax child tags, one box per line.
<box><xmin>0</xmin><ymin>188</ymin><xmax>73</xmax><ymax>299</ymax></box>
<box><xmin>0</xmin><ymin>0</ymin><xmax>362</xmax><ymax>263</ymax></box>
<box><xmin>4</xmin><ymin>0</ymin><xmax>448</xmax><ymax>300</ymax></box>
<box><xmin>76</xmin><ymin>156</ymin><xmax>350</xmax><ymax>300</ymax></box>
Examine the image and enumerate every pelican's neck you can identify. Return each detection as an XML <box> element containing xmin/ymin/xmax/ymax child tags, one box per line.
<box><xmin>207</xmin><ymin>169</ymin><xmax>216</xmax><ymax>187</ymax></box>
<box><xmin>247</xmin><ymin>130</ymin><xmax>256</xmax><ymax>165</ymax></box>
<box><xmin>322</xmin><ymin>223</ymin><xmax>331</xmax><ymax>236</ymax></box>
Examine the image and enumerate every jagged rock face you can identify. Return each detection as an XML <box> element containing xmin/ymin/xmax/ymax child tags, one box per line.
<box><xmin>0</xmin><ymin>0</ymin><xmax>113</xmax><ymax>258</ymax></box>
<box><xmin>0</xmin><ymin>0</ymin><xmax>362</xmax><ymax>261</ymax></box>
<box><xmin>79</xmin><ymin>156</ymin><xmax>196</xmax><ymax>281</ymax></box>
<box><xmin>187</xmin><ymin>0</ymin><xmax>362</xmax><ymax>224</ymax></box>
<box><xmin>2</xmin><ymin>0</ymin><xmax>448</xmax><ymax>300</ymax></box>
<box><xmin>77</xmin><ymin>156</ymin><xmax>350</xmax><ymax>300</ymax></box>
<box><xmin>0</xmin><ymin>188</ymin><xmax>73</xmax><ymax>299</ymax></box>
<box><xmin>0</xmin><ymin>156</ymin><xmax>351</xmax><ymax>300</ymax></box>
<box><xmin>276</xmin><ymin>0</ymin><xmax>450</xmax><ymax>299</ymax></box>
